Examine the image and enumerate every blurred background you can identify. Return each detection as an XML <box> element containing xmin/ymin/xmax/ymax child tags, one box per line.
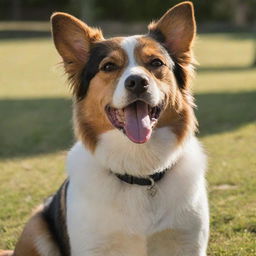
<box><xmin>0</xmin><ymin>1</ymin><xmax>255</xmax><ymax>256</ymax></box>
<box><xmin>1</xmin><ymin>0</ymin><xmax>256</xmax><ymax>36</ymax></box>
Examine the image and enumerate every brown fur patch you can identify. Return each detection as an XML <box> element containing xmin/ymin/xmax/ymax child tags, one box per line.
<box><xmin>51</xmin><ymin>15</ymin><xmax>127</xmax><ymax>151</ymax></box>
<box><xmin>13</xmin><ymin>208</ymin><xmax>59</xmax><ymax>256</ymax></box>
<box><xmin>135</xmin><ymin>37</ymin><xmax>174</xmax><ymax>80</ymax></box>
<box><xmin>74</xmin><ymin>39</ymin><xmax>127</xmax><ymax>151</ymax></box>
<box><xmin>158</xmin><ymin>101</ymin><xmax>197</xmax><ymax>144</ymax></box>
<box><xmin>135</xmin><ymin>36</ymin><xmax>196</xmax><ymax>144</ymax></box>
<box><xmin>147</xmin><ymin>2</ymin><xmax>197</xmax><ymax>143</ymax></box>
<box><xmin>148</xmin><ymin>2</ymin><xmax>196</xmax><ymax>55</ymax></box>
<box><xmin>52</xmin><ymin>4</ymin><xmax>197</xmax><ymax>149</ymax></box>
<box><xmin>51</xmin><ymin>12</ymin><xmax>104</xmax><ymax>97</ymax></box>
<box><xmin>148</xmin><ymin>2</ymin><xmax>196</xmax><ymax>90</ymax></box>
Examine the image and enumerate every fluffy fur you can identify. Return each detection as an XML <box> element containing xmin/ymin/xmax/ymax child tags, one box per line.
<box><xmin>0</xmin><ymin>2</ymin><xmax>209</xmax><ymax>256</ymax></box>
<box><xmin>67</xmin><ymin>135</ymin><xmax>208</xmax><ymax>256</ymax></box>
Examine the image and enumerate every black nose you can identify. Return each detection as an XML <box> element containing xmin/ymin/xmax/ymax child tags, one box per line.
<box><xmin>125</xmin><ymin>75</ymin><xmax>149</xmax><ymax>95</ymax></box>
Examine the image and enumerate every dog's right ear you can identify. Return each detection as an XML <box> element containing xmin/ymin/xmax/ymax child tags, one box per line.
<box><xmin>51</xmin><ymin>12</ymin><xmax>104</xmax><ymax>65</ymax></box>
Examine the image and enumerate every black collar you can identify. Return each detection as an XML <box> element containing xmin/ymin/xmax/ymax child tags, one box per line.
<box><xmin>114</xmin><ymin>169</ymin><xmax>167</xmax><ymax>186</ymax></box>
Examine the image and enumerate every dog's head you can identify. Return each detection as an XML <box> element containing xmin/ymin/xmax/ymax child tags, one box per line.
<box><xmin>51</xmin><ymin>1</ymin><xmax>197</xmax><ymax>152</ymax></box>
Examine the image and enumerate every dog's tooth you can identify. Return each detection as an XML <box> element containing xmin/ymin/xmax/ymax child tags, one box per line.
<box><xmin>118</xmin><ymin>110</ymin><xmax>124</xmax><ymax>121</ymax></box>
<box><xmin>117</xmin><ymin>115</ymin><xmax>122</xmax><ymax>122</ymax></box>
<box><xmin>119</xmin><ymin>109</ymin><xmax>124</xmax><ymax>115</ymax></box>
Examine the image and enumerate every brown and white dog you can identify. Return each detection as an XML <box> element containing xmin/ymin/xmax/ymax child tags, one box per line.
<box><xmin>1</xmin><ymin>2</ymin><xmax>209</xmax><ymax>256</ymax></box>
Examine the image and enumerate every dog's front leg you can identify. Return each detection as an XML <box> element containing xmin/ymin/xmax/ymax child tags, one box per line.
<box><xmin>174</xmin><ymin>227</ymin><xmax>209</xmax><ymax>256</ymax></box>
<box><xmin>173</xmin><ymin>201</ymin><xmax>209</xmax><ymax>256</ymax></box>
<box><xmin>149</xmin><ymin>196</ymin><xmax>209</xmax><ymax>256</ymax></box>
<box><xmin>149</xmin><ymin>226</ymin><xmax>208</xmax><ymax>256</ymax></box>
<box><xmin>69</xmin><ymin>232</ymin><xmax>147</xmax><ymax>256</ymax></box>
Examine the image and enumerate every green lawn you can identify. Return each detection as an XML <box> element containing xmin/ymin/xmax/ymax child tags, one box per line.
<box><xmin>0</xmin><ymin>33</ymin><xmax>256</xmax><ymax>255</ymax></box>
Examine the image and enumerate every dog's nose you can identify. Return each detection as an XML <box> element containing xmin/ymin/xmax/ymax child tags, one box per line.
<box><xmin>125</xmin><ymin>75</ymin><xmax>149</xmax><ymax>95</ymax></box>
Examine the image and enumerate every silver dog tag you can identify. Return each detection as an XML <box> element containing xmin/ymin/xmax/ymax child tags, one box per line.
<box><xmin>147</xmin><ymin>178</ymin><xmax>157</xmax><ymax>197</ymax></box>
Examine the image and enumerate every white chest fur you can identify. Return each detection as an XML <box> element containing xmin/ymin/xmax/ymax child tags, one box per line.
<box><xmin>66</xmin><ymin>128</ymin><xmax>208</xmax><ymax>256</ymax></box>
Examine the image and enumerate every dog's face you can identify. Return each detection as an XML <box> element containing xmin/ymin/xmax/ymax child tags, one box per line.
<box><xmin>51</xmin><ymin>2</ymin><xmax>197</xmax><ymax>152</ymax></box>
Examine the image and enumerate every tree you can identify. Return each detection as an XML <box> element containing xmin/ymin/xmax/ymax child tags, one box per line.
<box><xmin>11</xmin><ymin>0</ymin><xmax>21</xmax><ymax>20</ymax></box>
<box><xmin>253</xmin><ymin>41</ymin><xmax>256</xmax><ymax>67</ymax></box>
<box><xmin>70</xmin><ymin>0</ymin><xmax>95</xmax><ymax>22</ymax></box>
<box><xmin>231</xmin><ymin>0</ymin><xmax>249</xmax><ymax>26</ymax></box>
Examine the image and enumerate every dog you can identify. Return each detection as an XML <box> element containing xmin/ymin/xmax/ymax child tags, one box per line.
<box><xmin>1</xmin><ymin>2</ymin><xmax>209</xmax><ymax>256</ymax></box>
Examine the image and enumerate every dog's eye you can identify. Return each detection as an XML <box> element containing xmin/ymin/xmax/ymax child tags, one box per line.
<box><xmin>150</xmin><ymin>59</ymin><xmax>164</xmax><ymax>68</ymax></box>
<box><xmin>101</xmin><ymin>62</ymin><xmax>118</xmax><ymax>72</ymax></box>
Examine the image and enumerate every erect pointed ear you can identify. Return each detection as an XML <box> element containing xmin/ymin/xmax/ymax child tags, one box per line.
<box><xmin>51</xmin><ymin>12</ymin><xmax>104</xmax><ymax>64</ymax></box>
<box><xmin>148</xmin><ymin>1</ymin><xmax>196</xmax><ymax>56</ymax></box>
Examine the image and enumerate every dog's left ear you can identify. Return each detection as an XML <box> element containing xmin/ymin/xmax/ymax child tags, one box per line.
<box><xmin>148</xmin><ymin>1</ymin><xmax>196</xmax><ymax>56</ymax></box>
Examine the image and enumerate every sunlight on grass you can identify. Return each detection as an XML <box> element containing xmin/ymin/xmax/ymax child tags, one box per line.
<box><xmin>0</xmin><ymin>39</ymin><xmax>68</xmax><ymax>99</ymax></box>
<box><xmin>0</xmin><ymin>33</ymin><xmax>255</xmax><ymax>255</ymax></box>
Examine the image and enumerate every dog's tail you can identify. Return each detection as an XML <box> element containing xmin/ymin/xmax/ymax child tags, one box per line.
<box><xmin>0</xmin><ymin>250</ymin><xmax>13</xmax><ymax>256</ymax></box>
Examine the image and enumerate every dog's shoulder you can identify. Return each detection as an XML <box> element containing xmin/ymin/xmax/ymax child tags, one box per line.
<box><xmin>13</xmin><ymin>180</ymin><xmax>70</xmax><ymax>256</ymax></box>
<box><xmin>42</xmin><ymin>179</ymin><xmax>70</xmax><ymax>256</ymax></box>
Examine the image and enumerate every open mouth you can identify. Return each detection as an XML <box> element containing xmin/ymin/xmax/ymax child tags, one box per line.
<box><xmin>105</xmin><ymin>101</ymin><xmax>162</xmax><ymax>144</ymax></box>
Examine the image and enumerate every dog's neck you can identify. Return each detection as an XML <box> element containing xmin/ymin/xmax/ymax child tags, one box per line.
<box><xmin>93</xmin><ymin>127</ymin><xmax>187</xmax><ymax>176</ymax></box>
<box><xmin>66</xmin><ymin>127</ymin><xmax>200</xmax><ymax>192</ymax></box>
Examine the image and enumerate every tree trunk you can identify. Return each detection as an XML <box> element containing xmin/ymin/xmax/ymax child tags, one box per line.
<box><xmin>81</xmin><ymin>0</ymin><xmax>94</xmax><ymax>22</ymax></box>
<box><xmin>232</xmin><ymin>0</ymin><xmax>249</xmax><ymax>26</ymax></box>
<box><xmin>70</xmin><ymin>0</ymin><xmax>95</xmax><ymax>22</ymax></box>
<box><xmin>11</xmin><ymin>0</ymin><xmax>21</xmax><ymax>20</ymax></box>
<box><xmin>253</xmin><ymin>41</ymin><xmax>256</xmax><ymax>67</ymax></box>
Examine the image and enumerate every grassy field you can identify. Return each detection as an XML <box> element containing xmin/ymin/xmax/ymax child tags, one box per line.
<box><xmin>0</xmin><ymin>32</ymin><xmax>256</xmax><ymax>255</ymax></box>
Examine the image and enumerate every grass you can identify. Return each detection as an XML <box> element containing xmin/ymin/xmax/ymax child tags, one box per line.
<box><xmin>0</xmin><ymin>32</ymin><xmax>255</xmax><ymax>255</ymax></box>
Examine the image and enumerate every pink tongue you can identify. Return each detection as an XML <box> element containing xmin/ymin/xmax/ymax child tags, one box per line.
<box><xmin>124</xmin><ymin>101</ymin><xmax>152</xmax><ymax>143</ymax></box>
